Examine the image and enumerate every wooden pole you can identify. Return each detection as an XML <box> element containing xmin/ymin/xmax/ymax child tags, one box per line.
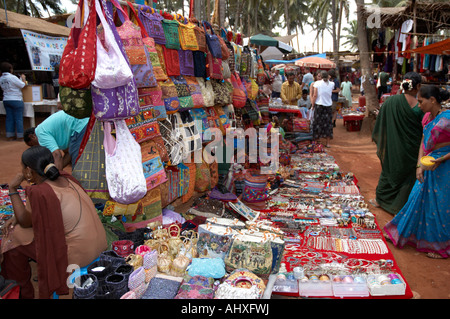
<box><xmin>412</xmin><ymin>0</ymin><xmax>417</xmax><ymax>72</ymax></box>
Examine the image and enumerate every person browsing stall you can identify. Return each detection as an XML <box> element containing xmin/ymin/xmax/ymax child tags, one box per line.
<box><xmin>0</xmin><ymin>146</ymin><xmax>107</xmax><ymax>298</ymax></box>
<box><xmin>0</xmin><ymin>62</ymin><xmax>27</xmax><ymax>141</ymax></box>
<box><xmin>281</xmin><ymin>73</ymin><xmax>302</xmax><ymax>105</ymax></box>
<box><xmin>24</xmin><ymin>101</ymin><xmax>89</xmax><ymax>170</ymax></box>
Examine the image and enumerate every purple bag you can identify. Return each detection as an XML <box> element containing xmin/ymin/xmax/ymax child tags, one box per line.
<box><xmin>178</xmin><ymin>50</ymin><xmax>195</xmax><ymax>76</ymax></box>
<box><xmin>138</xmin><ymin>5</ymin><xmax>166</xmax><ymax>45</ymax></box>
<box><xmin>92</xmin><ymin>0</ymin><xmax>139</xmax><ymax>120</ymax></box>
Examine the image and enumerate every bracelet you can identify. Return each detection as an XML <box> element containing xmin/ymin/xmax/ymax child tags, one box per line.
<box><xmin>416</xmin><ymin>164</ymin><xmax>421</xmax><ymax>168</ymax></box>
<box><xmin>9</xmin><ymin>192</ymin><xmax>20</xmax><ymax>197</ymax></box>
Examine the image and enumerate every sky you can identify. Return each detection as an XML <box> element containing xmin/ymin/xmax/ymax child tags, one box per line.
<box><xmin>58</xmin><ymin>0</ymin><xmax>357</xmax><ymax>53</ymax></box>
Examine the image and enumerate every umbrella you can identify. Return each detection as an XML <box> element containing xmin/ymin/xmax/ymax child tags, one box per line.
<box><xmin>250</xmin><ymin>34</ymin><xmax>279</xmax><ymax>47</ymax></box>
<box><xmin>295</xmin><ymin>56</ymin><xmax>336</xmax><ymax>69</ymax></box>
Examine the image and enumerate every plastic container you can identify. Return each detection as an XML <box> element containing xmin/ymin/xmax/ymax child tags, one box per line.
<box><xmin>420</xmin><ymin>156</ymin><xmax>435</xmax><ymax>170</ymax></box>
<box><xmin>273</xmin><ymin>277</ymin><xmax>299</xmax><ymax>294</ymax></box>
<box><xmin>298</xmin><ymin>275</ymin><xmax>333</xmax><ymax>297</ymax></box>
<box><xmin>331</xmin><ymin>275</ymin><xmax>369</xmax><ymax>298</ymax></box>
<box><xmin>367</xmin><ymin>273</ymin><xmax>407</xmax><ymax>296</ymax></box>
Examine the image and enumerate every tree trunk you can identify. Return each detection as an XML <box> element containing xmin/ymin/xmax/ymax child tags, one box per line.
<box><xmin>254</xmin><ymin>0</ymin><xmax>259</xmax><ymax>35</ymax></box>
<box><xmin>219</xmin><ymin>0</ymin><xmax>225</xmax><ymax>27</ymax></box>
<box><xmin>337</xmin><ymin>0</ymin><xmax>343</xmax><ymax>52</ymax></box>
<box><xmin>234</xmin><ymin>0</ymin><xmax>241</xmax><ymax>33</ymax></box>
<box><xmin>332</xmin><ymin>0</ymin><xmax>339</xmax><ymax>66</ymax></box>
<box><xmin>356</xmin><ymin>0</ymin><xmax>377</xmax><ymax>115</ymax></box>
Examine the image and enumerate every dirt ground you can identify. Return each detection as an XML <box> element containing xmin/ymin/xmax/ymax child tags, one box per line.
<box><xmin>1</xmin><ymin>99</ymin><xmax>449</xmax><ymax>299</ymax></box>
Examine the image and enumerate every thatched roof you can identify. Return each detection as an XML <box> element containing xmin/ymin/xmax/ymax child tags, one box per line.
<box><xmin>359</xmin><ymin>1</ymin><xmax>450</xmax><ymax>33</ymax></box>
<box><xmin>0</xmin><ymin>9</ymin><xmax>70</xmax><ymax>37</ymax></box>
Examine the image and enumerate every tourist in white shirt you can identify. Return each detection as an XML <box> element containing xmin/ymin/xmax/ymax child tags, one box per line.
<box><xmin>0</xmin><ymin>62</ymin><xmax>27</xmax><ymax>141</ymax></box>
<box><xmin>311</xmin><ymin>70</ymin><xmax>335</xmax><ymax>148</ymax></box>
<box><xmin>271</xmin><ymin>69</ymin><xmax>283</xmax><ymax>98</ymax></box>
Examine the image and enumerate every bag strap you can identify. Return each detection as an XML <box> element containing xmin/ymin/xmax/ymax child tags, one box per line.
<box><xmin>126</xmin><ymin>1</ymin><xmax>150</xmax><ymax>38</ymax></box>
<box><xmin>202</xmin><ymin>21</ymin><xmax>215</xmax><ymax>35</ymax></box>
<box><xmin>103</xmin><ymin>121</ymin><xmax>117</xmax><ymax>157</ymax></box>
<box><xmin>109</xmin><ymin>0</ymin><xmax>130</xmax><ymax>23</ymax></box>
<box><xmin>137</xmin><ymin>4</ymin><xmax>155</xmax><ymax>14</ymax></box>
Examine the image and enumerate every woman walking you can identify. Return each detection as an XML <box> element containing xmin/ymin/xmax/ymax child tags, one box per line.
<box><xmin>0</xmin><ymin>62</ymin><xmax>27</xmax><ymax>141</ymax></box>
<box><xmin>384</xmin><ymin>85</ymin><xmax>450</xmax><ymax>258</ymax></box>
<box><xmin>371</xmin><ymin>72</ymin><xmax>424</xmax><ymax>215</ymax></box>
<box><xmin>311</xmin><ymin>70</ymin><xmax>334</xmax><ymax>148</ymax></box>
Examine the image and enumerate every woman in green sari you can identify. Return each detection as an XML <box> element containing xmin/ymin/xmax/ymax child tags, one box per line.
<box><xmin>371</xmin><ymin>72</ymin><xmax>424</xmax><ymax>215</ymax></box>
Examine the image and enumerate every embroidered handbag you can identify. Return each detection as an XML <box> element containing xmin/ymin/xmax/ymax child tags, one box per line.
<box><xmin>109</xmin><ymin>0</ymin><xmax>157</xmax><ymax>89</ymax></box>
<box><xmin>293</xmin><ymin>117</ymin><xmax>310</xmax><ymax>133</ymax></box>
<box><xmin>125</xmin><ymin>107</ymin><xmax>160</xmax><ymax>143</ymax></box>
<box><xmin>230</xmin><ymin>72</ymin><xmax>246</xmax><ymax>108</ymax></box>
<box><xmin>206</xmin><ymin>50</ymin><xmax>223</xmax><ymax>80</ymax></box>
<box><xmin>189</xmin><ymin>18</ymin><xmax>207</xmax><ymax>52</ymax></box>
<box><xmin>218</xmin><ymin>36</ymin><xmax>230</xmax><ymax>61</ymax></box>
<box><xmin>137</xmin><ymin>5</ymin><xmax>166</xmax><ymax>45</ymax></box>
<box><xmin>222</xmin><ymin>60</ymin><xmax>231</xmax><ymax>79</ymax></box>
<box><xmin>189</xmin><ymin>108</ymin><xmax>209</xmax><ymax>135</ymax></box>
<box><xmin>174</xmin><ymin>275</ymin><xmax>215</xmax><ymax>299</ymax></box>
<box><xmin>152</xmin><ymin>135</ymin><xmax>169</xmax><ymax>163</ymax></box>
<box><xmin>59</xmin><ymin>86</ymin><xmax>93</xmax><ymax>119</ymax></box>
<box><xmin>240</xmin><ymin>46</ymin><xmax>252</xmax><ymax>77</ymax></box>
<box><xmin>197</xmin><ymin>223</ymin><xmax>235</xmax><ymax>259</ymax></box>
<box><xmin>193</xmin><ymin>51</ymin><xmax>207</xmax><ymax>78</ymax></box>
<box><xmin>176</xmin><ymin>15</ymin><xmax>199</xmax><ymax>51</ymax></box>
<box><xmin>178</xmin><ymin>49</ymin><xmax>195</xmax><ymax>76</ymax></box>
<box><xmin>158</xmin><ymin>118</ymin><xmax>184</xmax><ymax>166</ymax></box>
<box><xmin>210</xmin><ymin>79</ymin><xmax>229</xmax><ymax>106</ymax></box>
<box><xmin>203</xmin><ymin>21</ymin><xmax>222</xmax><ymax>59</ymax></box>
<box><xmin>160</xmin><ymin>78</ymin><xmax>180</xmax><ymax>114</ymax></box>
<box><xmin>59</xmin><ymin>0</ymin><xmax>96</xmax><ymax>89</ymax></box>
<box><xmin>163</xmin><ymin>46</ymin><xmax>181</xmax><ymax>77</ymax></box>
<box><xmin>92</xmin><ymin>0</ymin><xmax>133</xmax><ymax>89</ymax></box>
<box><xmin>226</xmin><ymin>42</ymin><xmax>236</xmax><ymax>73</ymax></box>
<box><xmin>184</xmin><ymin>76</ymin><xmax>204</xmax><ymax>108</ymax></box>
<box><xmin>215</xmin><ymin>269</ymin><xmax>266</xmax><ymax>299</ymax></box>
<box><xmin>181</xmin><ymin>162</ymin><xmax>196</xmax><ymax>203</ymax></box>
<box><xmin>179</xmin><ymin>110</ymin><xmax>202</xmax><ymax>153</ymax></box>
<box><xmin>140</xmin><ymin>139</ymin><xmax>168</xmax><ymax>190</ymax></box>
<box><xmin>170</xmin><ymin>76</ymin><xmax>194</xmax><ymax>111</ymax></box>
<box><xmin>92</xmin><ymin>0</ymin><xmax>140</xmax><ymax>120</ymax></box>
<box><xmin>103</xmin><ymin>120</ymin><xmax>147</xmax><ymax>204</ymax></box>
<box><xmin>196</xmin><ymin>77</ymin><xmax>214</xmax><ymax>107</ymax></box>
<box><xmin>224</xmin><ymin>234</ymin><xmax>273</xmax><ymax>275</ymax></box>
<box><xmin>242</xmin><ymin>179</ymin><xmax>268</xmax><ymax>203</ymax></box>
<box><xmin>161</xmin><ymin>14</ymin><xmax>181</xmax><ymax>50</ymax></box>
<box><xmin>138</xmin><ymin>86</ymin><xmax>167</xmax><ymax>120</ymax></box>
<box><xmin>195</xmin><ymin>160</ymin><xmax>211</xmax><ymax>192</ymax></box>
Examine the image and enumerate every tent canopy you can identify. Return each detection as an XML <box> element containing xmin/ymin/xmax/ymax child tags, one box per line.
<box><xmin>409</xmin><ymin>38</ymin><xmax>450</xmax><ymax>55</ymax></box>
<box><xmin>260</xmin><ymin>46</ymin><xmax>285</xmax><ymax>61</ymax></box>
<box><xmin>250</xmin><ymin>33</ymin><xmax>279</xmax><ymax>47</ymax></box>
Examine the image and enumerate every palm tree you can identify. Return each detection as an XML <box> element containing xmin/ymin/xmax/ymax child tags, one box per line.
<box><xmin>342</xmin><ymin>19</ymin><xmax>358</xmax><ymax>51</ymax></box>
<box><xmin>0</xmin><ymin>0</ymin><xmax>64</xmax><ymax>17</ymax></box>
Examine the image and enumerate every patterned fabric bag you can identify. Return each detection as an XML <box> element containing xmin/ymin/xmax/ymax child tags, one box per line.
<box><xmin>103</xmin><ymin>120</ymin><xmax>147</xmax><ymax>204</ymax></box>
<box><xmin>125</xmin><ymin>108</ymin><xmax>160</xmax><ymax>144</ymax></box>
<box><xmin>210</xmin><ymin>79</ymin><xmax>229</xmax><ymax>106</ymax></box>
<box><xmin>174</xmin><ymin>275</ymin><xmax>215</xmax><ymax>299</ymax></box>
<box><xmin>239</xmin><ymin>46</ymin><xmax>252</xmax><ymax>77</ymax></box>
<box><xmin>162</xmin><ymin>46</ymin><xmax>181</xmax><ymax>77</ymax></box>
<box><xmin>189</xmin><ymin>108</ymin><xmax>209</xmax><ymax>135</ymax></box>
<box><xmin>158</xmin><ymin>118</ymin><xmax>184</xmax><ymax>166</ymax></box>
<box><xmin>230</xmin><ymin>72</ymin><xmax>247</xmax><ymax>108</ymax></box>
<box><xmin>59</xmin><ymin>0</ymin><xmax>97</xmax><ymax>89</ymax></box>
<box><xmin>170</xmin><ymin>112</ymin><xmax>201</xmax><ymax>158</ymax></box>
<box><xmin>206</xmin><ymin>51</ymin><xmax>223</xmax><ymax>80</ymax></box>
<box><xmin>137</xmin><ymin>5</ymin><xmax>166</xmax><ymax>45</ymax></box>
<box><xmin>202</xmin><ymin>21</ymin><xmax>222</xmax><ymax>59</ymax></box>
<box><xmin>178</xmin><ymin>50</ymin><xmax>195</xmax><ymax>76</ymax></box>
<box><xmin>160</xmin><ymin>78</ymin><xmax>180</xmax><ymax>114</ymax></box>
<box><xmin>224</xmin><ymin>234</ymin><xmax>273</xmax><ymax>275</ymax></box>
<box><xmin>110</xmin><ymin>0</ymin><xmax>156</xmax><ymax>88</ymax></box>
<box><xmin>192</xmin><ymin>51</ymin><xmax>206</xmax><ymax>78</ymax></box>
<box><xmin>141</xmin><ymin>139</ymin><xmax>168</xmax><ymax>190</ymax></box>
<box><xmin>59</xmin><ymin>86</ymin><xmax>93</xmax><ymax>119</ymax></box>
<box><xmin>181</xmin><ymin>162</ymin><xmax>196</xmax><ymax>203</ymax></box>
<box><xmin>293</xmin><ymin>118</ymin><xmax>310</xmax><ymax>133</ymax></box>
<box><xmin>176</xmin><ymin>15</ymin><xmax>199</xmax><ymax>51</ymax></box>
<box><xmin>195</xmin><ymin>160</ymin><xmax>211</xmax><ymax>193</ymax></box>
<box><xmin>161</xmin><ymin>14</ymin><xmax>181</xmax><ymax>50</ymax></box>
<box><xmin>189</xmin><ymin>18</ymin><xmax>207</xmax><ymax>52</ymax></box>
<box><xmin>72</xmin><ymin>117</ymin><xmax>109</xmax><ymax>200</ymax></box>
<box><xmin>242</xmin><ymin>171</ymin><xmax>268</xmax><ymax>203</ymax></box>
<box><xmin>137</xmin><ymin>86</ymin><xmax>167</xmax><ymax>120</ymax></box>
<box><xmin>184</xmin><ymin>76</ymin><xmax>204</xmax><ymax>108</ymax></box>
<box><xmin>170</xmin><ymin>76</ymin><xmax>194</xmax><ymax>111</ymax></box>
<box><xmin>197</xmin><ymin>224</ymin><xmax>234</xmax><ymax>259</ymax></box>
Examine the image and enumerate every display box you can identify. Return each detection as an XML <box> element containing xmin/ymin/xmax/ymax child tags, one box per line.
<box><xmin>272</xmin><ymin>278</ymin><xmax>299</xmax><ymax>294</ymax></box>
<box><xmin>299</xmin><ymin>278</ymin><xmax>333</xmax><ymax>297</ymax></box>
<box><xmin>331</xmin><ymin>275</ymin><xmax>370</xmax><ymax>298</ymax></box>
<box><xmin>22</xmin><ymin>85</ymin><xmax>42</xmax><ymax>102</ymax></box>
<box><xmin>367</xmin><ymin>273</ymin><xmax>406</xmax><ymax>296</ymax></box>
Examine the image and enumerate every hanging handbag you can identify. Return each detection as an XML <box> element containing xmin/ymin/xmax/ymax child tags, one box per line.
<box><xmin>161</xmin><ymin>13</ymin><xmax>181</xmax><ymax>50</ymax></box>
<box><xmin>181</xmin><ymin>162</ymin><xmax>196</xmax><ymax>203</ymax></box>
<box><xmin>158</xmin><ymin>118</ymin><xmax>184</xmax><ymax>166</ymax></box>
<box><xmin>224</xmin><ymin>234</ymin><xmax>273</xmax><ymax>275</ymax></box>
<box><xmin>189</xmin><ymin>108</ymin><xmax>209</xmax><ymax>135</ymax></box>
<box><xmin>192</xmin><ymin>51</ymin><xmax>206</xmax><ymax>78</ymax></box>
<box><xmin>92</xmin><ymin>0</ymin><xmax>133</xmax><ymax>89</ymax></box>
<box><xmin>210</xmin><ymin>79</ymin><xmax>229</xmax><ymax>106</ymax></box>
<box><xmin>218</xmin><ymin>36</ymin><xmax>230</xmax><ymax>61</ymax></box>
<box><xmin>92</xmin><ymin>0</ymin><xmax>140</xmax><ymax>121</ymax></box>
<box><xmin>127</xmin><ymin>2</ymin><xmax>167</xmax><ymax>82</ymax></box>
<box><xmin>160</xmin><ymin>78</ymin><xmax>180</xmax><ymax>114</ymax></box>
<box><xmin>170</xmin><ymin>76</ymin><xmax>194</xmax><ymax>111</ymax></box>
<box><xmin>206</xmin><ymin>50</ymin><xmax>223</xmax><ymax>80</ymax></box>
<box><xmin>178</xmin><ymin>49</ymin><xmax>195</xmax><ymax>76</ymax></box>
<box><xmin>103</xmin><ymin>120</ymin><xmax>147</xmax><ymax>204</ymax></box>
<box><xmin>189</xmin><ymin>18</ymin><xmax>207</xmax><ymax>53</ymax></box>
<box><xmin>179</xmin><ymin>110</ymin><xmax>202</xmax><ymax>153</ymax></box>
<box><xmin>202</xmin><ymin>21</ymin><xmax>222</xmax><ymax>59</ymax></box>
<box><xmin>230</xmin><ymin>72</ymin><xmax>246</xmax><ymax>108</ymax></box>
<box><xmin>184</xmin><ymin>76</ymin><xmax>204</xmax><ymax>108</ymax></box>
<box><xmin>240</xmin><ymin>46</ymin><xmax>252</xmax><ymax>77</ymax></box>
<box><xmin>138</xmin><ymin>85</ymin><xmax>167</xmax><ymax>120</ymax></box>
<box><xmin>59</xmin><ymin>0</ymin><xmax>97</xmax><ymax>89</ymax></box>
<box><xmin>163</xmin><ymin>46</ymin><xmax>181</xmax><ymax>77</ymax></box>
<box><xmin>222</xmin><ymin>60</ymin><xmax>231</xmax><ymax>79</ymax></box>
<box><xmin>137</xmin><ymin>5</ymin><xmax>166</xmax><ymax>45</ymax></box>
<box><xmin>196</xmin><ymin>77</ymin><xmax>214</xmax><ymax>107</ymax></box>
<box><xmin>125</xmin><ymin>107</ymin><xmax>160</xmax><ymax>143</ymax></box>
<box><xmin>59</xmin><ymin>86</ymin><xmax>93</xmax><ymax>119</ymax></box>
<box><xmin>176</xmin><ymin>15</ymin><xmax>199</xmax><ymax>51</ymax></box>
